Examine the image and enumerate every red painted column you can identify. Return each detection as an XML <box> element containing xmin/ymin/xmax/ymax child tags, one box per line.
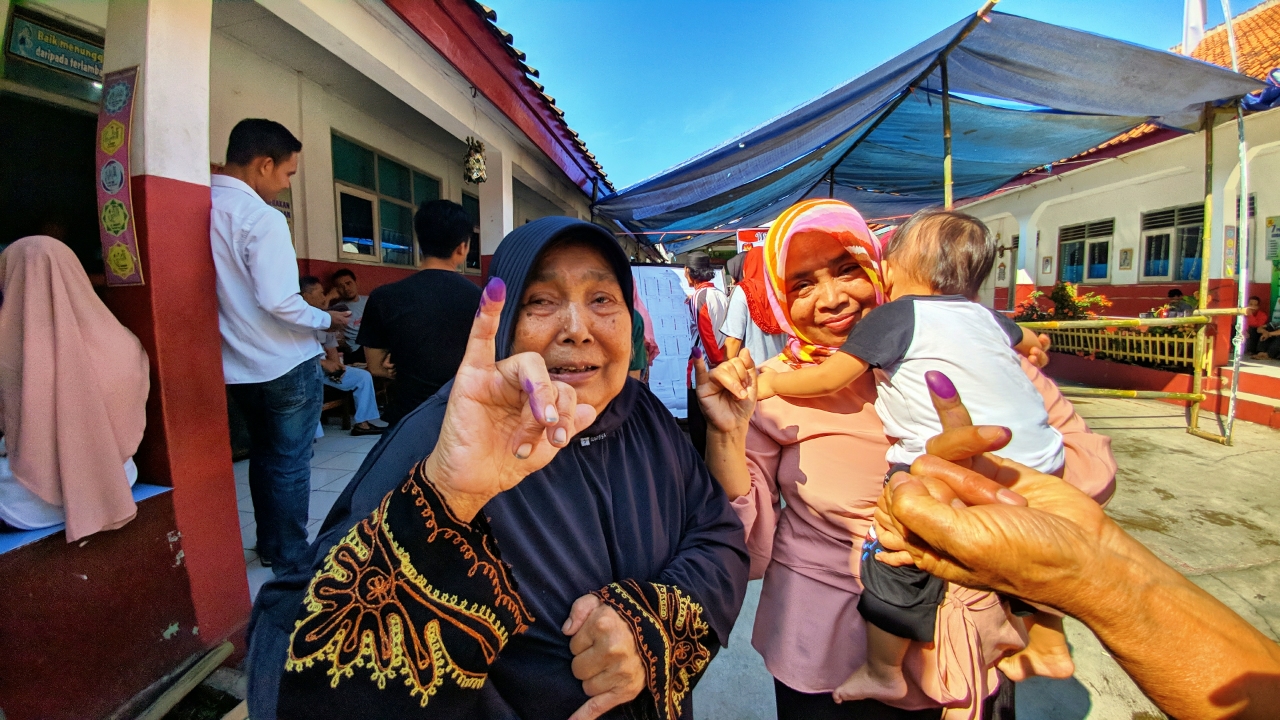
<box><xmin>103</xmin><ymin>0</ymin><xmax>249</xmax><ymax>643</ymax></box>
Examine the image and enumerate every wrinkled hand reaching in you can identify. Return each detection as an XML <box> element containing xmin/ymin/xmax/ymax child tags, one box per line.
<box><xmin>424</xmin><ymin>278</ymin><xmax>598</xmax><ymax>522</ymax></box>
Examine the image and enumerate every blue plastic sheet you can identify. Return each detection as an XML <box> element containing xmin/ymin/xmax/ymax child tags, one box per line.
<box><xmin>596</xmin><ymin>11</ymin><xmax>1263</xmax><ymax>252</ymax></box>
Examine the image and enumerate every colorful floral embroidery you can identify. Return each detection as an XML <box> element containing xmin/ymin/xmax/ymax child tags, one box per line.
<box><xmin>593</xmin><ymin>579</ymin><xmax>712</xmax><ymax>720</ymax></box>
<box><xmin>284</xmin><ymin>461</ymin><xmax>532</xmax><ymax>708</ymax></box>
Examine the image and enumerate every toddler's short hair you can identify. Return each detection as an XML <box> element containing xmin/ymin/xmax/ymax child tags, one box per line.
<box><xmin>886</xmin><ymin>208</ymin><xmax>995</xmax><ymax>297</ymax></box>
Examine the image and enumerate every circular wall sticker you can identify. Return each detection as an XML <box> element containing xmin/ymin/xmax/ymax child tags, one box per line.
<box><xmin>103</xmin><ymin>81</ymin><xmax>131</xmax><ymax>115</ymax></box>
<box><xmin>99</xmin><ymin>159</ymin><xmax>125</xmax><ymax>195</ymax></box>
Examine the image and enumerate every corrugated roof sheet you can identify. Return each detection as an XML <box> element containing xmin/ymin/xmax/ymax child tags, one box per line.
<box><xmin>465</xmin><ymin>1</ymin><xmax>613</xmax><ymax>191</ymax></box>
<box><xmin>1027</xmin><ymin>0</ymin><xmax>1280</xmax><ymax>175</ymax></box>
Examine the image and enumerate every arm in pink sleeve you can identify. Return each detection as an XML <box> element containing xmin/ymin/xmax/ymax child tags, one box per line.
<box><xmin>1021</xmin><ymin>357</ymin><xmax>1117</xmax><ymax>504</ymax></box>
<box><xmin>633</xmin><ymin>287</ymin><xmax>657</xmax><ymax>346</ymax></box>
<box><xmin>731</xmin><ymin>421</ymin><xmax>783</xmax><ymax>579</ymax></box>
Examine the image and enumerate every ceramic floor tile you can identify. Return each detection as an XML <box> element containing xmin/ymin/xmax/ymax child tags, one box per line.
<box><xmin>308</xmin><ymin>490</ymin><xmax>341</xmax><ymax>522</ymax></box>
<box><xmin>233</xmin><ymin>460</ymin><xmax>250</xmax><ymax>484</ymax></box>
<box><xmin>239</xmin><ymin>510</ymin><xmax>255</xmax><ymax>529</ymax></box>
<box><xmin>313</xmin><ymin>470</ymin><xmax>356</xmax><ymax>492</ymax></box>
<box><xmin>314</xmin><ymin>436</ymin><xmax>377</xmax><ymax>453</ymax></box>
<box><xmin>314</xmin><ymin>451</ymin><xmax>367</xmax><ymax>471</ymax></box>
<box><xmin>309</xmin><ymin>450</ymin><xmax>343</xmax><ymax>467</ymax></box>
<box><xmin>309</xmin><ymin>467</ymin><xmax>351</xmax><ymax>491</ymax></box>
<box><xmin>244</xmin><ymin>548</ymin><xmax>259</xmax><ymax>565</ymax></box>
<box><xmin>240</xmin><ymin>520</ymin><xmax>256</xmax><ymax>550</ymax></box>
<box><xmin>307</xmin><ymin>519</ymin><xmax>321</xmax><ymax>544</ymax></box>
<box><xmin>237</xmin><ymin>494</ymin><xmax>255</xmax><ymax>513</ymax></box>
<box><xmin>246</xmin><ymin>559</ymin><xmax>275</xmax><ymax>603</ymax></box>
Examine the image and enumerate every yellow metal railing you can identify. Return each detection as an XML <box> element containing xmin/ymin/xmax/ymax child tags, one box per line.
<box><xmin>1039</xmin><ymin>326</ymin><xmax>1197</xmax><ymax>370</ymax></box>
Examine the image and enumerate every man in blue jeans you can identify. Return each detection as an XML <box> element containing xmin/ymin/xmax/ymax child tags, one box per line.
<box><xmin>212</xmin><ymin>119</ymin><xmax>350</xmax><ymax>573</ymax></box>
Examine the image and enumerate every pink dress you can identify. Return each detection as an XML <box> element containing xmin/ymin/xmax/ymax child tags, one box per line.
<box><xmin>734</xmin><ymin>356</ymin><xmax>1116</xmax><ymax>718</ymax></box>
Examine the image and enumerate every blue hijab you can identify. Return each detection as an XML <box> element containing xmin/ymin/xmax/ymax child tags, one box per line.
<box><xmin>251</xmin><ymin>217</ymin><xmax>748</xmax><ymax>719</ymax></box>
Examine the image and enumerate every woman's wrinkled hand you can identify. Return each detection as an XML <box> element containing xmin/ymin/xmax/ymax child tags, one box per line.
<box><xmin>694</xmin><ymin>347</ymin><xmax>758</xmax><ymax>436</ymax></box>
<box><xmin>872</xmin><ymin>370</ymin><xmax>1026</xmax><ymax>567</ymax></box>
<box><xmin>562</xmin><ymin>595</ymin><xmax>646</xmax><ymax>720</ymax></box>
<box><xmin>875</xmin><ymin>456</ymin><xmax>1119</xmax><ymax>611</ymax></box>
<box><xmin>423</xmin><ymin>278</ymin><xmax>598</xmax><ymax>522</ymax></box>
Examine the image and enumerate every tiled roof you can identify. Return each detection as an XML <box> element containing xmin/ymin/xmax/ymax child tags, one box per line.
<box><xmin>1018</xmin><ymin>1</ymin><xmax>1280</xmax><ymax>179</ymax></box>
<box><xmin>467</xmin><ymin>2</ymin><xmax>613</xmax><ymax>192</ymax></box>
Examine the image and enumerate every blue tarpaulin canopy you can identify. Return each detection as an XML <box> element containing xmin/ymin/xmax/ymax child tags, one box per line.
<box><xmin>594</xmin><ymin>10</ymin><xmax>1264</xmax><ymax>254</ymax></box>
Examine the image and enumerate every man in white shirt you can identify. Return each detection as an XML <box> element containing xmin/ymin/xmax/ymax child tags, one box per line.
<box><xmin>212</xmin><ymin>118</ymin><xmax>349</xmax><ymax>573</ymax></box>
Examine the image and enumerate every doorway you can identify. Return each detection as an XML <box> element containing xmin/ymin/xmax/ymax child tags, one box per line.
<box><xmin>0</xmin><ymin>93</ymin><xmax>101</xmax><ymax>274</ymax></box>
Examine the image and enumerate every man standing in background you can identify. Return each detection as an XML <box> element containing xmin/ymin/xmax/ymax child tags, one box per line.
<box><xmin>329</xmin><ymin>268</ymin><xmax>366</xmax><ymax>364</ymax></box>
<box><xmin>684</xmin><ymin>251</ymin><xmax>727</xmax><ymax>456</ymax></box>
<box><xmin>359</xmin><ymin>199</ymin><xmax>480</xmax><ymax>426</ymax></box>
<box><xmin>211</xmin><ymin>118</ymin><xmax>349</xmax><ymax>574</ymax></box>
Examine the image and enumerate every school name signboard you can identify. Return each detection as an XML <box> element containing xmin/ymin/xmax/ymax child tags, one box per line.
<box><xmin>7</xmin><ymin>16</ymin><xmax>103</xmax><ymax>81</ymax></box>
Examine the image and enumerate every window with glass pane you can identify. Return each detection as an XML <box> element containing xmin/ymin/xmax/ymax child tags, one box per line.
<box><xmin>380</xmin><ymin>200</ymin><xmax>414</xmax><ymax>266</ymax></box>
<box><xmin>1059</xmin><ymin>240</ymin><xmax>1084</xmax><ymax>283</ymax></box>
<box><xmin>462</xmin><ymin>194</ymin><xmax>481</xmax><ymax>271</ymax></box>
<box><xmin>1176</xmin><ymin>226</ymin><xmax>1202</xmax><ymax>281</ymax></box>
<box><xmin>332</xmin><ymin>135</ymin><xmax>375</xmax><ymax>190</ymax></box>
<box><xmin>378</xmin><ymin>156</ymin><xmax>411</xmax><ymax>202</ymax></box>
<box><xmin>1086</xmin><ymin>240</ymin><xmax>1109</xmax><ymax>280</ymax></box>
<box><xmin>1143</xmin><ymin>234</ymin><xmax>1170</xmax><ymax>278</ymax></box>
<box><xmin>339</xmin><ymin>191</ymin><xmax>376</xmax><ymax>256</ymax></box>
<box><xmin>413</xmin><ymin>172</ymin><xmax>440</xmax><ymax>206</ymax></box>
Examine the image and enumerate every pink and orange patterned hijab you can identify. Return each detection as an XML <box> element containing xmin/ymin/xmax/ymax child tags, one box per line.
<box><xmin>761</xmin><ymin>199</ymin><xmax>885</xmax><ymax>367</ymax></box>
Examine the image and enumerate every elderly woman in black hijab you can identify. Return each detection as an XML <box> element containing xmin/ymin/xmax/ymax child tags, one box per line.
<box><xmin>247</xmin><ymin>217</ymin><xmax>749</xmax><ymax>720</ymax></box>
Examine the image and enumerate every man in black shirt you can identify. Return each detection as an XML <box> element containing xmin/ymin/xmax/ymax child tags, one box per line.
<box><xmin>358</xmin><ymin>200</ymin><xmax>481</xmax><ymax>425</ymax></box>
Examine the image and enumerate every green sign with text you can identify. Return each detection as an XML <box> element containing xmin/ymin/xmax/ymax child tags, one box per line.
<box><xmin>7</xmin><ymin>16</ymin><xmax>103</xmax><ymax>81</ymax></box>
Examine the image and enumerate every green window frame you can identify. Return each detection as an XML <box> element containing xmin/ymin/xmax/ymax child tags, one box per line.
<box><xmin>332</xmin><ymin>132</ymin><xmax>442</xmax><ymax>266</ymax></box>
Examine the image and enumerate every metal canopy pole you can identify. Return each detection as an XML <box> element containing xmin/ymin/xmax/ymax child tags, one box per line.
<box><xmin>1188</xmin><ymin>105</ymin><xmax>1215</xmax><ymax>438</ymax></box>
<box><xmin>800</xmin><ymin>0</ymin><xmax>999</xmax><ymax>203</ymax></box>
<box><xmin>942</xmin><ymin>57</ymin><xmax>954</xmax><ymax>209</ymax></box>
<box><xmin>1223</xmin><ymin>0</ymin><xmax>1250</xmax><ymax>443</ymax></box>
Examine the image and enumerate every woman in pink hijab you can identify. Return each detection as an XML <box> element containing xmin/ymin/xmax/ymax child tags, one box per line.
<box><xmin>0</xmin><ymin>236</ymin><xmax>148</xmax><ymax>541</ymax></box>
<box><xmin>694</xmin><ymin>200</ymin><xmax>1116</xmax><ymax>719</ymax></box>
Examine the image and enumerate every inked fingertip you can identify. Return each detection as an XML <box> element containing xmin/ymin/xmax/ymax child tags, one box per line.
<box><xmin>692</xmin><ymin>346</ymin><xmax>704</xmax><ymax>361</ymax></box>
<box><xmin>483</xmin><ymin>276</ymin><xmax>506</xmax><ymax>305</ymax></box>
<box><xmin>925</xmin><ymin>370</ymin><xmax>958</xmax><ymax>400</ymax></box>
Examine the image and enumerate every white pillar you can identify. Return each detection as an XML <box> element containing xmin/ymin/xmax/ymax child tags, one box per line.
<box><xmin>103</xmin><ymin>0</ymin><xmax>211</xmax><ymax>185</ymax></box>
<box><xmin>479</xmin><ymin>148</ymin><xmax>513</xmax><ymax>258</ymax></box>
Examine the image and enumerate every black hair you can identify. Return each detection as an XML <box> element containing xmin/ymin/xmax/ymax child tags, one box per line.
<box><xmin>226</xmin><ymin>119</ymin><xmax>301</xmax><ymax>166</ymax></box>
<box><xmin>331</xmin><ymin>268</ymin><xmax>356</xmax><ymax>283</ymax></box>
<box><xmin>415</xmin><ymin>199</ymin><xmax>474</xmax><ymax>260</ymax></box>
<box><xmin>687</xmin><ymin>265</ymin><xmax>716</xmax><ymax>283</ymax></box>
<box><xmin>1250</xmin><ymin>295</ymin><xmax>1261</xmax><ymax>304</ymax></box>
<box><xmin>1168</xmin><ymin>289</ymin><xmax>1184</xmax><ymax>298</ymax></box>
<box><xmin>299</xmin><ymin>275</ymin><xmax>322</xmax><ymax>293</ymax></box>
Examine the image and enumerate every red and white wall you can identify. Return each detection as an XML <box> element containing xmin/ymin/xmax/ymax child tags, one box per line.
<box><xmin>968</xmin><ymin>107</ymin><xmax>1280</xmax><ymax>318</ymax></box>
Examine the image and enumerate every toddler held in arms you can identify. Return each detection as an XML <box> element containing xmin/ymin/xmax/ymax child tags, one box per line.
<box><xmin>756</xmin><ymin>208</ymin><xmax>1072</xmax><ymax>704</ymax></box>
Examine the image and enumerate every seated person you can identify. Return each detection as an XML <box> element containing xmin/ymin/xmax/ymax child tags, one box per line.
<box><xmin>0</xmin><ymin>236</ymin><xmax>147</xmax><ymax>540</ymax></box>
<box><xmin>328</xmin><ymin>268</ymin><xmax>366</xmax><ymax>364</ymax></box>
<box><xmin>300</xmin><ymin>276</ymin><xmax>384</xmax><ymax>436</ymax></box>
<box><xmin>1168</xmin><ymin>288</ymin><xmax>1195</xmax><ymax>314</ymax></box>
<box><xmin>1245</xmin><ymin>296</ymin><xmax>1267</xmax><ymax>356</ymax></box>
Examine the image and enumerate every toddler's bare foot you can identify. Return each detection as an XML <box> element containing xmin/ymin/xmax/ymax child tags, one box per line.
<box><xmin>998</xmin><ymin>631</ymin><xmax>1075</xmax><ymax>681</ymax></box>
<box><xmin>832</xmin><ymin>663</ymin><xmax>909</xmax><ymax>704</ymax></box>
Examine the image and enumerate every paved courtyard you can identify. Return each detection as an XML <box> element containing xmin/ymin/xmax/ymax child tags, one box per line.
<box><xmin>235</xmin><ymin>397</ymin><xmax>1280</xmax><ymax>719</ymax></box>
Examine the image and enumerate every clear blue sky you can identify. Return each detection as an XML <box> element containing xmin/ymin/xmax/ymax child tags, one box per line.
<box><xmin>492</xmin><ymin>0</ymin><xmax>1268</xmax><ymax>191</ymax></box>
